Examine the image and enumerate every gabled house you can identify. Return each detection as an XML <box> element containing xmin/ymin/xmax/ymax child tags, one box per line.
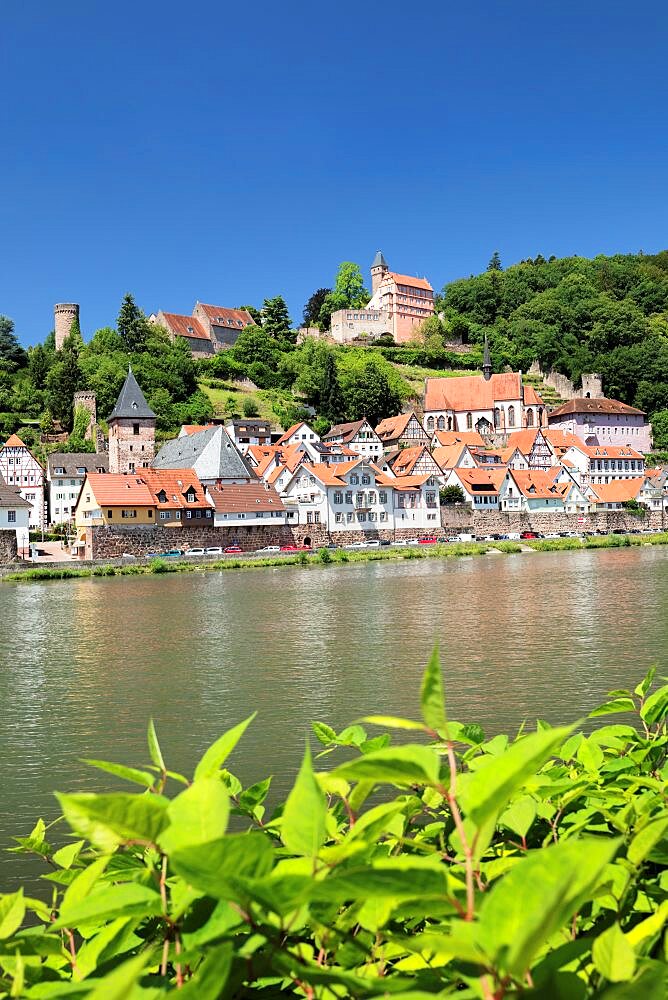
<box><xmin>139</xmin><ymin>469</ymin><xmax>214</xmax><ymax>526</ymax></box>
<box><xmin>443</xmin><ymin>467</ymin><xmax>506</xmax><ymax>510</ymax></box>
<box><xmin>275</xmin><ymin>422</ymin><xmax>321</xmax><ymax>447</ymax></box>
<box><xmin>424</xmin><ymin>363</ymin><xmax>546</xmax><ymax>437</ymax></box>
<box><xmin>322</xmin><ymin>419</ymin><xmax>383</xmax><ymax>459</ymax></box>
<box><xmin>0</xmin><ymin>474</ymin><xmax>31</xmax><ymax>551</ymax></box>
<box><xmin>505</xmin><ymin>429</ymin><xmax>554</xmax><ymax>471</ymax></box>
<box><xmin>225</xmin><ymin>420</ymin><xmax>273</xmax><ymax>453</ymax></box>
<box><xmin>383</xmin><ymin>445</ymin><xmax>442</xmax><ymax>479</ymax></box>
<box><xmin>548</xmin><ymin>396</ymin><xmax>652</xmax><ymax>453</ymax></box>
<box><xmin>151</xmin><ymin>312</ymin><xmax>215</xmax><ymax>358</ymax></box>
<box><xmin>431</xmin><ymin>429</ymin><xmax>486</xmax><ymax>450</ymax></box>
<box><xmin>432</xmin><ymin>442</ymin><xmax>477</xmax><ymax>474</ymax></box>
<box><xmin>47</xmin><ymin>452</ymin><xmax>109</xmax><ymax>526</ymax></box>
<box><xmin>375</xmin><ymin>412</ymin><xmax>430</xmax><ymax>451</ymax></box>
<box><xmin>589</xmin><ymin>477</ymin><xmax>646</xmax><ymax>511</ymax></box>
<box><xmin>498</xmin><ymin>469</ymin><xmax>567</xmax><ymax>513</ymax></box>
<box><xmin>561</xmin><ymin>444</ymin><xmax>645</xmax><ymax>487</ymax></box>
<box><xmin>0</xmin><ymin>434</ymin><xmax>45</xmax><ymax>528</ymax></box>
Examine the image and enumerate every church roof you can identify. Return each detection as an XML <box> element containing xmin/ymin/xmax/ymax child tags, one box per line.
<box><xmin>108</xmin><ymin>369</ymin><xmax>156</xmax><ymax>421</ymax></box>
<box><xmin>424</xmin><ymin>373</ymin><xmax>544</xmax><ymax>413</ymax></box>
<box><xmin>152</xmin><ymin>425</ymin><xmax>255</xmax><ymax>481</ymax></box>
<box><xmin>372</xmin><ymin>250</ymin><xmax>388</xmax><ymax>268</ymax></box>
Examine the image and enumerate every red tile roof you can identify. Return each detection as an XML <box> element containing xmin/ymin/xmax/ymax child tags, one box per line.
<box><xmin>453</xmin><ymin>467</ymin><xmax>506</xmax><ymax>495</ymax></box>
<box><xmin>197</xmin><ymin>304</ymin><xmax>254</xmax><ymax>328</ymax></box>
<box><xmin>432</xmin><ymin>429</ymin><xmax>485</xmax><ymax>448</ymax></box>
<box><xmin>425</xmin><ymin>373</ymin><xmax>544</xmax><ymax>412</ymax></box>
<box><xmin>3</xmin><ymin>434</ymin><xmax>27</xmax><ymax>448</ymax></box>
<box><xmin>432</xmin><ymin>443</ymin><xmax>471</xmax><ymax>470</ymax></box>
<box><xmin>549</xmin><ymin>397</ymin><xmax>645</xmax><ymax>418</ymax></box>
<box><xmin>159</xmin><ymin>313</ymin><xmax>210</xmax><ymax>341</ymax></box>
<box><xmin>375</xmin><ymin>413</ymin><xmax>413</xmax><ymax>441</ymax></box>
<box><xmin>573</xmin><ymin>444</ymin><xmax>644</xmax><ymax>460</ymax></box>
<box><xmin>323</xmin><ymin>420</ymin><xmax>370</xmax><ymax>443</ymax></box>
<box><xmin>85</xmin><ymin>473</ymin><xmax>155</xmax><ymax>507</ymax></box>
<box><xmin>386</xmin><ymin>272</ymin><xmax>433</xmax><ymax>292</ymax></box>
<box><xmin>389</xmin><ymin>445</ymin><xmax>431</xmax><ymax>476</ymax></box>
<box><xmin>139</xmin><ymin>469</ymin><xmax>212</xmax><ymax>510</ymax></box>
<box><xmin>508</xmin><ymin>469</ymin><xmax>567</xmax><ymax>499</ymax></box>
<box><xmin>276</xmin><ymin>422</ymin><xmax>308</xmax><ymax>444</ymax></box>
<box><xmin>207</xmin><ymin>481</ymin><xmax>286</xmax><ymax>514</ymax></box>
<box><xmin>181</xmin><ymin>423</ymin><xmax>217</xmax><ymax>436</ymax></box>
<box><xmin>590</xmin><ymin>478</ymin><xmax>644</xmax><ymax>503</ymax></box>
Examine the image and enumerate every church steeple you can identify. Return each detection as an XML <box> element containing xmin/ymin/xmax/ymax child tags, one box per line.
<box><xmin>482</xmin><ymin>334</ymin><xmax>492</xmax><ymax>381</ymax></box>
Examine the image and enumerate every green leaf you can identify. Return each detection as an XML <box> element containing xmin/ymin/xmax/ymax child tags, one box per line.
<box><xmin>238</xmin><ymin>776</ymin><xmax>272</xmax><ymax>810</ymax></box>
<box><xmin>362</xmin><ymin>716</ymin><xmax>427</xmax><ymax>731</ymax></box>
<box><xmin>85</xmin><ymin>948</ymin><xmax>153</xmax><ymax>1000</ymax></box>
<box><xmin>639</xmin><ymin>683</ymin><xmax>668</xmax><ymax>725</ymax></box>
<box><xmin>499</xmin><ymin>796</ymin><xmax>536</xmax><ymax>838</ymax></box>
<box><xmin>628</xmin><ymin>815</ymin><xmax>668</xmax><ymax>866</ymax></box>
<box><xmin>147</xmin><ymin>718</ymin><xmax>165</xmax><ymax>772</ymax></box>
<box><xmin>593</xmin><ymin>923</ymin><xmax>637</xmax><ymax>982</ymax></box>
<box><xmin>171</xmin><ymin>832</ymin><xmax>274</xmax><ymax>898</ymax></box>
<box><xmin>75</xmin><ymin>916</ymin><xmax>140</xmax><ymax>980</ymax></box>
<box><xmin>332</xmin><ymin>745</ymin><xmax>440</xmax><ymax>786</ymax></box>
<box><xmin>576</xmin><ymin>736</ymin><xmax>605</xmax><ymax>772</ymax></box>
<box><xmin>478</xmin><ymin>837</ymin><xmax>619</xmax><ymax>979</ymax></box>
<box><xmin>635</xmin><ymin>666</ymin><xmax>656</xmax><ymax>699</ymax></box>
<box><xmin>56</xmin><ymin>792</ymin><xmax>169</xmax><ymax>851</ymax></box>
<box><xmin>589</xmin><ymin>698</ymin><xmax>636</xmax><ymax>718</ymax></box>
<box><xmin>158</xmin><ymin>777</ymin><xmax>229</xmax><ymax>854</ymax></box>
<box><xmin>0</xmin><ymin>890</ymin><xmax>25</xmax><ymax>940</ymax></box>
<box><xmin>420</xmin><ymin>645</ymin><xmax>447</xmax><ymax>734</ymax></box>
<box><xmin>312</xmin><ymin>721</ymin><xmax>337</xmax><ymax>745</ymax></box>
<box><xmin>282</xmin><ymin>743</ymin><xmax>327</xmax><ymax>857</ymax></box>
<box><xmin>51</xmin><ymin>840</ymin><xmax>85</xmax><ymax>870</ymax></box>
<box><xmin>61</xmin><ymin>856</ymin><xmax>110</xmax><ymax>912</ymax></box>
<box><xmin>459</xmin><ymin>725</ymin><xmax>573</xmax><ymax>827</ymax></box>
<box><xmin>193</xmin><ymin>713</ymin><xmax>256</xmax><ymax>780</ymax></box>
<box><xmin>179</xmin><ymin>942</ymin><xmax>233</xmax><ymax>999</ymax></box>
<box><xmin>53</xmin><ymin>883</ymin><xmax>162</xmax><ymax>929</ymax></box>
<box><xmin>312</xmin><ymin>859</ymin><xmax>449</xmax><ymax>903</ymax></box>
<box><xmin>82</xmin><ymin>759</ymin><xmax>155</xmax><ymax>789</ymax></box>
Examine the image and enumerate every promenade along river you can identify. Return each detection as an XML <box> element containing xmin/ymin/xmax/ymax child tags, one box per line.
<box><xmin>1</xmin><ymin>544</ymin><xmax>668</xmax><ymax>887</ymax></box>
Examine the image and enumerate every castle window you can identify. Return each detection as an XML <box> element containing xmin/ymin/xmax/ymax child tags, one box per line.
<box><xmin>133</xmin><ymin>424</ymin><xmax>139</xmax><ymax>435</ymax></box>
<box><xmin>466</xmin><ymin>412</ymin><xmax>473</xmax><ymax>430</ymax></box>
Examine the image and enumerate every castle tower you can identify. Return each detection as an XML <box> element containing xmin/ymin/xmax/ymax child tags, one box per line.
<box><xmin>54</xmin><ymin>303</ymin><xmax>80</xmax><ymax>351</ymax></box>
<box><xmin>370</xmin><ymin>250</ymin><xmax>389</xmax><ymax>295</ymax></box>
<box><xmin>73</xmin><ymin>391</ymin><xmax>97</xmax><ymax>440</ymax></box>
<box><xmin>581</xmin><ymin>373</ymin><xmax>604</xmax><ymax>399</ymax></box>
<box><xmin>108</xmin><ymin>368</ymin><xmax>156</xmax><ymax>474</ymax></box>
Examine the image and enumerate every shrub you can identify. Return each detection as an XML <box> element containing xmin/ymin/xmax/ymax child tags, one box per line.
<box><xmin>242</xmin><ymin>396</ymin><xmax>260</xmax><ymax>417</ymax></box>
<box><xmin>4</xmin><ymin>654</ymin><xmax>667</xmax><ymax>997</ymax></box>
<box><xmin>317</xmin><ymin>546</ymin><xmax>332</xmax><ymax>563</ymax></box>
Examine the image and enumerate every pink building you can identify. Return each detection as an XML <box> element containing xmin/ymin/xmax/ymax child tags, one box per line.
<box><xmin>548</xmin><ymin>398</ymin><xmax>652</xmax><ymax>453</ymax></box>
<box><xmin>367</xmin><ymin>251</ymin><xmax>435</xmax><ymax>343</ymax></box>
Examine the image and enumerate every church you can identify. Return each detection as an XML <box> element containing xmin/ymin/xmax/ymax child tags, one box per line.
<box><xmin>423</xmin><ymin>340</ymin><xmax>546</xmax><ymax>436</ymax></box>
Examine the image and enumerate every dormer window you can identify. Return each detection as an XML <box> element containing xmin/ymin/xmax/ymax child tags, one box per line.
<box><xmin>186</xmin><ymin>491</ymin><xmax>196</xmax><ymax>503</ymax></box>
<box><xmin>76</xmin><ymin>467</ymin><xmax>85</xmax><ymax>475</ymax></box>
<box><xmin>187</xmin><ymin>325</ymin><xmax>194</xmax><ymax>333</ymax></box>
<box><xmin>157</xmin><ymin>490</ymin><xmax>167</xmax><ymax>503</ymax></box>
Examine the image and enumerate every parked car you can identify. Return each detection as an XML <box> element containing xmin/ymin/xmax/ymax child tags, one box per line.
<box><xmin>406</xmin><ymin>538</ymin><xmax>420</xmax><ymax>546</ymax></box>
<box><xmin>160</xmin><ymin>550</ymin><xmax>183</xmax><ymax>557</ymax></box>
<box><xmin>505</xmin><ymin>532</ymin><xmax>521</xmax><ymax>540</ymax></box>
<box><xmin>365</xmin><ymin>539</ymin><xmax>381</xmax><ymax>548</ymax></box>
<box><xmin>445</xmin><ymin>535</ymin><xmax>460</xmax><ymax>543</ymax></box>
<box><xmin>379</xmin><ymin>539</ymin><xmax>391</xmax><ymax>546</ymax></box>
<box><xmin>205</xmin><ymin>546</ymin><xmax>223</xmax><ymax>555</ymax></box>
<box><xmin>520</xmin><ymin>531</ymin><xmax>538</xmax><ymax>540</ymax></box>
<box><xmin>392</xmin><ymin>539</ymin><xmax>408</xmax><ymax>546</ymax></box>
<box><xmin>256</xmin><ymin>545</ymin><xmax>281</xmax><ymax>553</ymax></box>
<box><xmin>543</xmin><ymin>533</ymin><xmax>560</xmax><ymax>539</ymax></box>
<box><xmin>280</xmin><ymin>544</ymin><xmax>300</xmax><ymax>552</ymax></box>
<box><xmin>224</xmin><ymin>545</ymin><xmax>243</xmax><ymax>554</ymax></box>
<box><xmin>183</xmin><ymin>547</ymin><xmax>206</xmax><ymax>556</ymax></box>
<box><xmin>457</xmin><ymin>533</ymin><xmax>475</xmax><ymax>542</ymax></box>
<box><xmin>418</xmin><ymin>536</ymin><xmax>438</xmax><ymax>544</ymax></box>
<box><xmin>345</xmin><ymin>541</ymin><xmax>367</xmax><ymax>549</ymax></box>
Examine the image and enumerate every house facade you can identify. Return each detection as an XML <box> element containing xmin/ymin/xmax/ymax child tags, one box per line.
<box><xmin>561</xmin><ymin>445</ymin><xmax>645</xmax><ymax>486</ymax></box>
<box><xmin>322</xmin><ymin>419</ymin><xmax>383</xmax><ymax>459</ymax></box>
<box><xmin>444</xmin><ymin>468</ymin><xmax>505</xmax><ymax>510</ymax></box>
<box><xmin>47</xmin><ymin>453</ymin><xmax>109</xmax><ymax>526</ymax></box>
<box><xmin>225</xmin><ymin>420</ymin><xmax>273</xmax><ymax>453</ymax></box>
<box><xmin>375</xmin><ymin>412</ymin><xmax>430</xmax><ymax>451</ymax></box>
<box><xmin>206</xmin><ymin>482</ymin><xmax>290</xmax><ymax>528</ymax></box>
<box><xmin>0</xmin><ymin>475</ymin><xmax>31</xmax><ymax>551</ymax></box>
<box><xmin>151</xmin><ymin>303</ymin><xmax>255</xmax><ymax>355</ymax></box>
<box><xmin>548</xmin><ymin>397</ymin><xmax>652</xmax><ymax>453</ymax></box>
<box><xmin>498</xmin><ymin>469</ymin><xmax>567</xmax><ymax>513</ymax></box>
<box><xmin>505</xmin><ymin>429</ymin><xmax>554</xmax><ymax>471</ymax></box>
<box><xmin>0</xmin><ymin>434</ymin><xmax>45</xmax><ymax>529</ymax></box>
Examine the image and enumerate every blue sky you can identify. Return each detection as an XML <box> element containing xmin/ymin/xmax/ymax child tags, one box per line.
<box><xmin>2</xmin><ymin>1</ymin><xmax>668</xmax><ymax>346</ymax></box>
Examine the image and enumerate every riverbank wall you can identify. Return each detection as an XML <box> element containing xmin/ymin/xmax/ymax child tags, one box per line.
<box><xmin>76</xmin><ymin>510</ymin><xmax>666</xmax><ymax>558</ymax></box>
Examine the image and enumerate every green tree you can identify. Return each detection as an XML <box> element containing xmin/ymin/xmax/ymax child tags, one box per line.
<box><xmin>237</xmin><ymin>304</ymin><xmax>262</xmax><ymax>325</ymax></box>
<box><xmin>39</xmin><ymin>408</ymin><xmax>55</xmax><ymax>435</ymax></box>
<box><xmin>27</xmin><ymin>344</ymin><xmax>52</xmax><ymax>390</ymax></box>
<box><xmin>650</xmin><ymin>409</ymin><xmax>668</xmax><ymax>450</ymax></box>
<box><xmin>487</xmin><ymin>250</ymin><xmax>503</xmax><ymax>271</ymax></box>
<box><xmin>242</xmin><ymin>396</ymin><xmax>259</xmax><ymax>417</ymax></box>
<box><xmin>117</xmin><ymin>293</ymin><xmax>150</xmax><ymax>352</ymax></box>
<box><xmin>322</xmin><ymin>351</ymin><xmax>345</xmax><ymax>422</ymax></box>
<box><xmin>339</xmin><ymin>355</ymin><xmax>403</xmax><ymax>425</ymax></box>
<box><xmin>332</xmin><ymin>261</ymin><xmax>369</xmax><ymax>307</ymax></box>
<box><xmin>45</xmin><ymin>349</ymin><xmax>84</xmax><ymax>428</ymax></box>
<box><xmin>0</xmin><ymin>316</ymin><xmax>27</xmax><ymax>370</ymax></box>
<box><xmin>440</xmin><ymin>484</ymin><xmax>466</xmax><ymax>504</ymax></box>
<box><xmin>302</xmin><ymin>288</ymin><xmax>331</xmax><ymax>329</ymax></box>
<box><xmin>261</xmin><ymin>296</ymin><xmax>294</xmax><ymax>346</ymax></box>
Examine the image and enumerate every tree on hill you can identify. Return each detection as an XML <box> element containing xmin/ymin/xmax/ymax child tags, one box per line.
<box><xmin>237</xmin><ymin>304</ymin><xmax>262</xmax><ymax>325</ymax></box>
<box><xmin>487</xmin><ymin>251</ymin><xmax>503</xmax><ymax>271</ymax></box>
<box><xmin>322</xmin><ymin>351</ymin><xmax>345</xmax><ymax>423</ymax></box>
<box><xmin>117</xmin><ymin>293</ymin><xmax>150</xmax><ymax>352</ymax></box>
<box><xmin>262</xmin><ymin>296</ymin><xmax>294</xmax><ymax>346</ymax></box>
<box><xmin>318</xmin><ymin>262</ymin><xmax>370</xmax><ymax>331</ymax></box>
<box><xmin>303</xmin><ymin>288</ymin><xmax>331</xmax><ymax>329</ymax></box>
<box><xmin>46</xmin><ymin>348</ymin><xmax>84</xmax><ymax>428</ymax></box>
<box><xmin>0</xmin><ymin>316</ymin><xmax>27</xmax><ymax>370</ymax></box>
<box><xmin>338</xmin><ymin>354</ymin><xmax>403</xmax><ymax>426</ymax></box>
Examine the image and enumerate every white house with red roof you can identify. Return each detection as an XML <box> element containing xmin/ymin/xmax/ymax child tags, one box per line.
<box><xmin>322</xmin><ymin>419</ymin><xmax>383</xmax><ymax>459</ymax></box>
<box><xmin>0</xmin><ymin>474</ymin><xmax>31</xmax><ymax>550</ymax></box>
<box><xmin>375</xmin><ymin>412</ymin><xmax>430</xmax><ymax>451</ymax></box>
<box><xmin>206</xmin><ymin>482</ymin><xmax>290</xmax><ymax>527</ymax></box>
<box><xmin>282</xmin><ymin>459</ymin><xmax>440</xmax><ymax>535</ymax></box>
<box><xmin>548</xmin><ymin>397</ymin><xmax>652</xmax><ymax>453</ymax></box>
<box><xmin>443</xmin><ymin>467</ymin><xmax>506</xmax><ymax>510</ymax></box>
<box><xmin>561</xmin><ymin>444</ymin><xmax>645</xmax><ymax>487</ymax></box>
<box><xmin>498</xmin><ymin>469</ymin><xmax>568</xmax><ymax>513</ymax></box>
<box><xmin>0</xmin><ymin>434</ymin><xmax>45</xmax><ymax>528</ymax></box>
<box><xmin>275</xmin><ymin>422</ymin><xmax>321</xmax><ymax>447</ymax></box>
<box><xmin>423</xmin><ymin>342</ymin><xmax>546</xmax><ymax>437</ymax></box>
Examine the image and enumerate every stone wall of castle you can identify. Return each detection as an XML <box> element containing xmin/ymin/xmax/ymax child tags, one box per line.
<box><xmin>0</xmin><ymin>530</ymin><xmax>18</xmax><ymax>563</ymax></box>
<box><xmin>108</xmin><ymin>419</ymin><xmax>155</xmax><ymax>474</ymax></box>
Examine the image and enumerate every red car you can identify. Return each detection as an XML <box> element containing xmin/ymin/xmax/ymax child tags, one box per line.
<box><xmin>418</xmin><ymin>536</ymin><xmax>438</xmax><ymax>545</ymax></box>
<box><xmin>520</xmin><ymin>531</ymin><xmax>538</xmax><ymax>540</ymax></box>
<box><xmin>280</xmin><ymin>544</ymin><xmax>300</xmax><ymax>552</ymax></box>
<box><xmin>224</xmin><ymin>545</ymin><xmax>243</xmax><ymax>553</ymax></box>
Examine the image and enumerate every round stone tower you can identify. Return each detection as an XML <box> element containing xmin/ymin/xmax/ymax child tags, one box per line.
<box><xmin>54</xmin><ymin>303</ymin><xmax>80</xmax><ymax>351</ymax></box>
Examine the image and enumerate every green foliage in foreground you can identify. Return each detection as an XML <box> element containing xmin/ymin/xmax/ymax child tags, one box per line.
<box><xmin>3</xmin><ymin>656</ymin><xmax>668</xmax><ymax>998</ymax></box>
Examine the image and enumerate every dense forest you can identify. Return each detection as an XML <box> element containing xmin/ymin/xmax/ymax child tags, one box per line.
<box><xmin>436</xmin><ymin>250</ymin><xmax>668</xmax><ymax>446</ymax></box>
<box><xmin>2</xmin><ymin>251</ymin><xmax>668</xmax><ymax>454</ymax></box>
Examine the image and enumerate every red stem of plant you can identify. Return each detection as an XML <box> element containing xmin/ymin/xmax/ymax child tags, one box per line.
<box><xmin>442</xmin><ymin>741</ymin><xmax>475</xmax><ymax>921</ymax></box>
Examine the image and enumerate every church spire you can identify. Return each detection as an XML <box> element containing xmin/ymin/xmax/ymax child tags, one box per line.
<box><xmin>482</xmin><ymin>334</ymin><xmax>492</xmax><ymax>381</ymax></box>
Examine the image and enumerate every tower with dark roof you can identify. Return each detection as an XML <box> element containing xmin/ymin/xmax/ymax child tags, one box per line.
<box><xmin>108</xmin><ymin>367</ymin><xmax>156</xmax><ymax>474</ymax></box>
<box><xmin>482</xmin><ymin>334</ymin><xmax>492</xmax><ymax>382</ymax></box>
<box><xmin>370</xmin><ymin>249</ymin><xmax>389</xmax><ymax>294</ymax></box>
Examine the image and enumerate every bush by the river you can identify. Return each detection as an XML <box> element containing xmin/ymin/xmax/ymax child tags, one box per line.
<box><xmin>2</xmin><ymin>653</ymin><xmax>667</xmax><ymax>997</ymax></box>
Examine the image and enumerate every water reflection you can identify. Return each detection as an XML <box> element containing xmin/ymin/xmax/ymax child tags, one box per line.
<box><xmin>0</xmin><ymin>546</ymin><xmax>667</xmax><ymax>888</ymax></box>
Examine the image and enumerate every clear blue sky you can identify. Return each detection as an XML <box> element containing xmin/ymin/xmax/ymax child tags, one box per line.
<box><xmin>2</xmin><ymin>1</ymin><xmax>668</xmax><ymax>346</ymax></box>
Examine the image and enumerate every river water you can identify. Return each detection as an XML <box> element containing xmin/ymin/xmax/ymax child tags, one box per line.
<box><xmin>1</xmin><ymin>546</ymin><xmax>667</xmax><ymax>888</ymax></box>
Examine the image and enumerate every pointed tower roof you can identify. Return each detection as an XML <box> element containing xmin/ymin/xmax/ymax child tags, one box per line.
<box><xmin>109</xmin><ymin>367</ymin><xmax>156</xmax><ymax>421</ymax></box>
<box><xmin>371</xmin><ymin>250</ymin><xmax>388</xmax><ymax>269</ymax></box>
<box><xmin>482</xmin><ymin>334</ymin><xmax>492</xmax><ymax>381</ymax></box>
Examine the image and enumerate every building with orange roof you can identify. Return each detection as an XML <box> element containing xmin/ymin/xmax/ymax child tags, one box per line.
<box><xmin>498</xmin><ymin>469</ymin><xmax>569</xmax><ymax>513</ymax></box>
<box><xmin>375</xmin><ymin>411</ymin><xmax>430</xmax><ymax>450</ymax></box>
<box><xmin>548</xmin><ymin>396</ymin><xmax>652</xmax><ymax>453</ymax></box>
<box><xmin>206</xmin><ymin>481</ymin><xmax>290</xmax><ymax>527</ymax></box>
<box><xmin>432</xmin><ymin>442</ymin><xmax>478</xmax><ymax>474</ymax></box>
<box><xmin>443</xmin><ymin>467</ymin><xmax>506</xmax><ymax>510</ymax></box>
<box><xmin>589</xmin><ymin>478</ymin><xmax>645</xmax><ymax>510</ymax></box>
<box><xmin>322</xmin><ymin>419</ymin><xmax>383</xmax><ymax>459</ymax></box>
<box><xmin>384</xmin><ymin>445</ymin><xmax>442</xmax><ymax>479</ymax></box>
<box><xmin>151</xmin><ymin>312</ymin><xmax>215</xmax><ymax>358</ymax></box>
<box><xmin>423</xmin><ymin>357</ymin><xmax>546</xmax><ymax>437</ymax></box>
<box><xmin>150</xmin><ymin>303</ymin><xmax>255</xmax><ymax>356</ymax></box>
<box><xmin>0</xmin><ymin>433</ymin><xmax>45</xmax><ymax>528</ymax></box>
<box><xmin>275</xmin><ymin>422</ymin><xmax>321</xmax><ymax>447</ymax></box>
<box><xmin>431</xmin><ymin>429</ymin><xmax>486</xmax><ymax>449</ymax></box>
<box><xmin>505</xmin><ymin>428</ymin><xmax>553</xmax><ymax>471</ymax></box>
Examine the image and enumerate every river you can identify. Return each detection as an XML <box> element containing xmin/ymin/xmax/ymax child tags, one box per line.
<box><xmin>1</xmin><ymin>545</ymin><xmax>667</xmax><ymax>888</ymax></box>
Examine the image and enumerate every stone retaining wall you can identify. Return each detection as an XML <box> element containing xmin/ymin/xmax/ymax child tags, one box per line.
<box><xmin>440</xmin><ymin>507</ymin><xmax>665</xmax><ymax>534</ymax></box>
<box><xmin>0</xmin><ymin>531</ymin><xmax>17</xmax><ymax>563</ymax></box>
